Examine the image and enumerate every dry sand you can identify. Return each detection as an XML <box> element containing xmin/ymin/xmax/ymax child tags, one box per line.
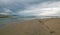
<box><xmin>0</xmin><ymin>18</ymin><xmax>60</xmax><ymax>35</ymax></box>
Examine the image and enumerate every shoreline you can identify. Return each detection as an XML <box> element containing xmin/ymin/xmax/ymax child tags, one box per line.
<box><xmin>0</xmin><ymin>18</ymin><xmax>60</xmax><ymax>35</ymax></box>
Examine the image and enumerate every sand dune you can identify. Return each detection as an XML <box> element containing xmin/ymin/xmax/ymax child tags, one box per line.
<box><xmin>0</xmin><ymin>18</ymin><xmax>60</xmax><ymax>35</ymax></box>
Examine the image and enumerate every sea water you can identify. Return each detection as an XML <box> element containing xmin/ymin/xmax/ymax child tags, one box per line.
<box><xmin>0</xmin><ymin>16</ymin><xmax>36</xmax><ymax>28</ymax></box>
<box><xmin>0</xmin><ymin>16</ymin><xmax>60</xmax><ymax>28</ymax></box>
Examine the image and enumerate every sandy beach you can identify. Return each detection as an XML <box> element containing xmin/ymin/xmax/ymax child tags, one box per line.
<box><xmin>0</xmin><ymin>18</ymin><xmax>60</xmax><ymax>35</ymax></box>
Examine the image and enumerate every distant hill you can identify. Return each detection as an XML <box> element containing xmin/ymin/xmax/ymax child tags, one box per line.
<box><xmin>0</xmin><ymin>15</ymin><xmax>13</xmax><ymax>18</ymax></box>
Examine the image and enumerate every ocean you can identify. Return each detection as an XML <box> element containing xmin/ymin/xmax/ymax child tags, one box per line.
<box><xmin>0</xmin><ymin>16</ymin><xmax>60</xmax><ymax>28</ymax></box>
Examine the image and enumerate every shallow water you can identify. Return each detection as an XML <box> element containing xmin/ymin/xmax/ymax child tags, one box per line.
<box><xmin>0</xmin><ymin>17</ymin><xmax>23</xmax><ymax>27</ymax></box>
<box><xmin>0</xmin><ymin>16</ymin><xmax>60</xmax><ymax>28</ymax></box>
<box><xmin>0</xmin><ymin>17</ymin><xmax>36</xmax><ymax>27</ymax></box>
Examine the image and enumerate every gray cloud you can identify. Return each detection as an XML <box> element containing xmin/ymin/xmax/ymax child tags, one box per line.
<box><xmin>18</xmin><ymin>1</ymin><xmax>60</xmax><ymax>16</ymax></box>
<box><xmin>0</xmin><ymin>0</ymin><xmax>60</xmax><ymax>16</ymax></box>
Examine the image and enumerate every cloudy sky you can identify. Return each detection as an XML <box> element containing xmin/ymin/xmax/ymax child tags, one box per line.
<box><xmin>0</xmin><ymin>0</ymin><xmax>60</xmax><ymax>16</ymax></box>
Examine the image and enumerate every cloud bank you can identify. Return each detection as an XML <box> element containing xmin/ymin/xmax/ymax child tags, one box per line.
<box><xmin>18</xmin><ymin>1</ymin><xmax>60</xmax><ymax>16</ymax></box>
<box><xmin>0</xmin><ymin>0</ymin><xmax>60</xmax><ymax>16</ymax></box>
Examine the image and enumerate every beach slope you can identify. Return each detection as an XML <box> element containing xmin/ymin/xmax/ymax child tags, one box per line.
<box><xmin>0</xmin><ymin>18</ymin><xmax>60</xmax><ymax>35</ymax></box>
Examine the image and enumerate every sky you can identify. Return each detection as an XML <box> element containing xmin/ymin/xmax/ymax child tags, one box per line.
<box><xmin>0</xmin><ymin>0</ymin><xmax>60</xmax><ymax>16</ymax></box>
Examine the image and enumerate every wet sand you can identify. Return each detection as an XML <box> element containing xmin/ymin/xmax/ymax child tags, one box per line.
<box><xmin>0</xmin><ymin>18</ymin><xmax>60</xmax><ymax>35</ymax></box>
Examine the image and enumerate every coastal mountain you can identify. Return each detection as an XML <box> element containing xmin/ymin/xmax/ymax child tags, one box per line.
<box><xmin>0</xmin><ymin>15</ymin><xmax>13</xmax><ymax>18</ymax></box>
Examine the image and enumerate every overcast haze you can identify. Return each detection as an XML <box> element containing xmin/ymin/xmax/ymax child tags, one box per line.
<box><xmin>0</xmin><ymin>0</ymin><xmax>60</xmax><ymax>16</ymax></box>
